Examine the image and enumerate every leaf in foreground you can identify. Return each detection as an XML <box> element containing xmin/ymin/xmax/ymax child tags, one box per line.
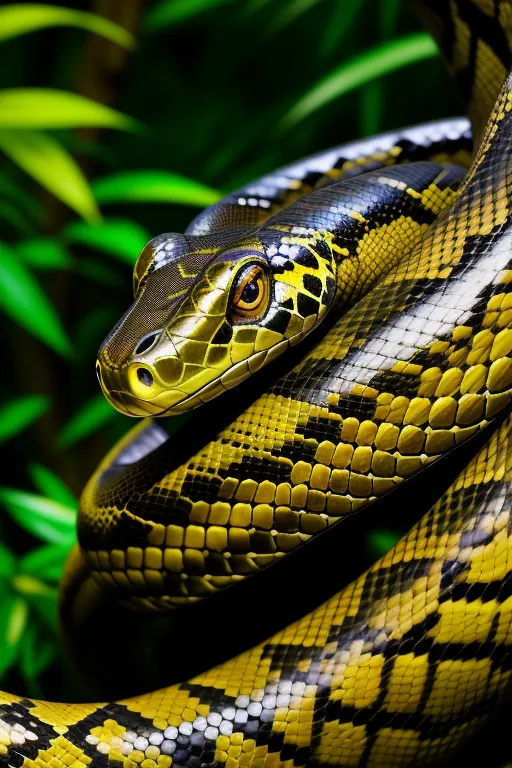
<box><xmin>0</xmin><ymin>593</ymin><xmax>28</xmax><ymax>677</ymax></box>
<box><xmin>92</xmin><ymin>169</ymin><xmax>221</xmax><ymax>208</ymax></box>
<box><xmin>56</xmin><ymin>393</ymin><xmax>116</xmax><ymax>449</ymax></box>
<box><xmin>0</xmin><ymin>130</ymin><xmax>100</xmax><ymax>223</ymax></box>
<box><xmin>0</xmin><ymin>395</ymin><xmax>49</xmax><ymax>445</ymax></box>
<box><xmin>16</xmin><ymin>237</ymin><xmax>71</xmax><ymax>269</ymax></box>
<box><xmin>65</xmin><ymin>218</ymin><xmax>150</xmax><ymax>264</ymax></box>
<box><xmin>0</xmin><ymin>89</ymin><xmax>138</xmax><ymax>131</ymax></box>
<box><xmin>28</xmin><ymin>463</ymin><xmax>77</xmax><ymax>508</ymax></box>
<box><xmin>0</xmin><ymin>242</ymin><xmax>72</xmax><ymax>356</ymax></box>
<box><xmin>280</xmin><ymin>33</ymin><xmax>438</xmax><ymax>128</ymax></box>
<box><xmin>0</xmin><ymin>488</ymin><xmax>76</xmax><ymax>546</ymax></box>
<box><xmin>0</xmin><ymin>4</ymin><xmax>135</xmax><ymax>48</ymax></box>
<box><xmin>20</xmin><ymin>543</ymin><xmax>71</xmax><ymax>583</ymax></box>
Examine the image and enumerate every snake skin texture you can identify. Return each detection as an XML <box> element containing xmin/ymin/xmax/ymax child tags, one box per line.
<box><xmin>3</xmin><ymin>2</ymin><xmax>512</xmax><ymax>767</ymax></box>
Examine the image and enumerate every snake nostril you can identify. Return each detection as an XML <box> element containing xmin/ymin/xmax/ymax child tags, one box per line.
<box><xmin>137</xmin><ymin>368</ymin><xmax>154</xmax><ymax>387</ymax></box>
<box><xmin>134</xmin><ymin>331</ymin><xmax>160</xmax><ymax>356</ymax></box>
<box><xmin>95</xmin><ymin>361</ymin><xmax>101</xmax><ymax>384</ymax></box>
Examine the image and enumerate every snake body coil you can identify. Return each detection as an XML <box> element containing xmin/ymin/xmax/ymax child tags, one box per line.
<box><xmin>3</xmin><ymin>2</ymin><xmax>512</xmax><ymax>767</ymax></box>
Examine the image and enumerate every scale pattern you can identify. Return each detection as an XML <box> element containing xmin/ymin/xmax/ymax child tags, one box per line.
<box><xmin>3</xmin><ymin>2</ymin><xmax>512</xmax><ymax>767</ymax></box>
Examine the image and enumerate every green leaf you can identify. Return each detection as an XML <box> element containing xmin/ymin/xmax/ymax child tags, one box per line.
<box><xmin>65</xmin><ymin>218</ymin><xmax>150</xmax><ymax>264</ymax></box>
<box><xmin>0</xmin><ymin>542</ymin><xmax>16</xmax><ymax>580</ymax></box>
<box><xmin>28</xmin><ymin>463</ymin><xmax>77</xmax><ymax>508</ymax></box>
<box><xmin>12</xmin><ymin>575</ymin><xmax>59</xmax><ymax>631</ymax></box>
<box><xmin>92</xmin><ymin>170</ymin><xmax>221</xmax><ymax>208</ymax></box>
<box><xmin>0</xmin><ymin>593</ymin><xmax>28</xmax><ymax>677</ymax></box>
<box><xmin>0</xmin><ymin>89</ymin><xmax>138</xmax><ymax>131</ymax></box>
<box><xmin>0</xmin><ymin>395</ymin><xmax>50</xmax><ymax>445</ymax></box>
<box><xmin>20</xmin><ymin>544</ymin><xmax>70</xmax><ymax>583</ymax></box>
<box><xmin>280</xmin><ymin>33</ymin><xmax>438</xmax><ymax>128</ymax></box>
<box><xmin>0</xmin><ymin>5</ymin><xmax>135</xmax><ymax>48</ymax></box>
<box><xmin>20</xmin><ymin>622</ymin><xmax>56</xmax><ymax>682</ymax></box>
<box><xmin>16</xmin><ymin>238</ymin><xmax>71</xmax><ymax>270</ymax></box>
<box><xmin>0</xmin><ymin>488</ymin><xmax>76</xmax><ymax>546</ymax></box>
<box><xmin>145</xmin><ymin>0</ymin><xmax>238</xmax><ymax>29</ymax></box>
<box><xmin>266</xmin><ymin>0</ymin><xmax>326</xmax><ymax>36</ymax></box>
<box><xmin>0</xmin><ymin>130</ymin><xmax>100</xmax><ymax>223</ymax></box>
<box><xmin>56</xmin><ymin>394</ymin><xmax>116</xmax><ymax>449</ymax></box>
<box><xmin>0</xmin><ymin>242</ymin><xmax>72</xmax><ymax>356</ymax></box>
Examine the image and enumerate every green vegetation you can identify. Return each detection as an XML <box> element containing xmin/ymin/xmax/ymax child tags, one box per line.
<box><xmin>0</xmin><ymin>0</ymin><xmax>455</xmax><ymax>699</ymax></box>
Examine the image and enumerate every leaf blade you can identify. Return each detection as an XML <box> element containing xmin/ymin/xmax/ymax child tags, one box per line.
<box><xmin>0</xmin><ymin>242</ymin><xmax>72</xmax><ymax>356</ymax></box>
<box><xmin>0</xmin><ymin>89</ymin><xmax>138</xmax><ymax>131</ymax></box>
<box><xmin>64</xmin><ymin>218</ymin><xmax>150</xmax><ymax>264</ymax></box>
<box><xmin>0</xmin><ymin>395</ymin><xmax>50</xmax><ymax>445</ymax></box>
<box><xmin>56</xmin><ymin>394</ymin><xmax>116</xmax><ymax>449</ymax></box>
<box><xmin>280</xmin><ymin>33</ymin><xmax>438</xmax><ymax>129</ymax></box>
<box><xmin>0</xmin><ymin>4</ymin><xmax>135</xmax><ymax>48</ymax></box>
<box><xmin>145</xmin><ymin>0</ymin><xmax>238</xmax><ymax>29</ymax></box>
<box><xmin>28</xmin><ymin>463</ymin><xmax>77</xmax><ymax>508</ymax></box>
<box><xmin>0</xmin><ymin>130</ymin><xmax>100</xmax><ymax>223</ymax></box>
<box><xmin>0</xmin><ymin>488</ymin><xmax>76</xmax><ymax>546</ymax></box>
<box><xmin>92</xmin><ymin>170</ymin><xmax>221</xmax><ymax>208</ymax></box>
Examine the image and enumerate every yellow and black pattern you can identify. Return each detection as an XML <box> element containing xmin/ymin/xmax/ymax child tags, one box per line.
<box><xmin>2</xmin><ymin>403</ymin><xmax>512</xmax><ymax>768</ymax></box>
<box><xmin>96</xmin><ymin>162</ymin><xmax>464</xmax><ymax>417</ymax></box>
<box><xmin>4</xmin><ymin>1</ymin><xmax>512</xmax><ymax>767</ymax></box>
<box><xmin>85</xmin><ymin>83</ymin><xmax>512</xmax><ymax>608</ymax></box>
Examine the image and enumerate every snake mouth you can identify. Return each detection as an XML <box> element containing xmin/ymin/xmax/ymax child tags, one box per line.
<box><xmin>97</xmin><ymin>327</ymin><xmax>312</xmax><ymax>418</ymax></box>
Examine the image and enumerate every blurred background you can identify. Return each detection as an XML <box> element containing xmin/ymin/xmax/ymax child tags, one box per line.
<box><xmin>0</xmin><ymin>0</ymin><xmax>459</xmax><ymax>700</ymax></box>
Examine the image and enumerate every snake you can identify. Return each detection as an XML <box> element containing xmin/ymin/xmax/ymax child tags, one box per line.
<box><xmin>3</xmin><ymin>0</ymin><xmax>512</xmax><ymax>766</ymax></box>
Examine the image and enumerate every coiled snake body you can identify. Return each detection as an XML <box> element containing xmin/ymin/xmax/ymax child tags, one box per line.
<box><xmin>3</xmin><ymin>2</ymin><xmax>512</xmax><ymax>767</ymax></box>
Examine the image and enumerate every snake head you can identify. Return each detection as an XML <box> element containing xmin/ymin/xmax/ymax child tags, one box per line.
<box><xmin>96</xmin><ymin>230</ymin><xmax>336</xmax><ymax>417</ymax></box>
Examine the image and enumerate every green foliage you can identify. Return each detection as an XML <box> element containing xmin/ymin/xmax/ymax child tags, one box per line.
<box><xmin>0</xmin><ymin>396</ymin><xmax>49</xmax><ymax>445</ymax></box>
<box><xmin>92</xmin><ymin>170</ymin><xmax>221</xmax><ymax>207</ymax></box>
<box><xmin>0</xmin><ymin>4</ymin><xmax>135</xmax><ymax>47</ymax></box>
<box><xmin>65</xmin><ymin>218</ymin><xmax>151</xmax><ymax>263</ymax></box>
<box><xmin>280</xmin><ymin>33</ymin><xmax>438</xmax><ymax>128</ymax></box>
<box><xmin>0</xmin><ymin>242</ymin><xmax>72</xmax><ymax>355</ymax></box>
<box><xmin>0</xmin><ymin>0</ymin><xmax>452</xmax><ymax>699</ymax></box>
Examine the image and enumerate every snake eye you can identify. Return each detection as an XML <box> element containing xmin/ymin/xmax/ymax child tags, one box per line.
<box><xmin>231</xmin><ymin>264</ymin><xmax>270</xmax><ymax>322</ymax></box>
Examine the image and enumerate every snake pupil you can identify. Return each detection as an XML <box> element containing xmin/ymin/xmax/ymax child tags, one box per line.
<box><xmin>241</xmin><ymin>280</ymin><xmax>259</xmax><ymax>303</ymax></box>
<box><xmin>137</xmin><ymin>368</ymin><xmax>154</xmax><ymax>387</ymax></box>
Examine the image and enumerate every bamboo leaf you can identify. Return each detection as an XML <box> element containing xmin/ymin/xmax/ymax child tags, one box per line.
<box><xmin>20</xmin><ymin>623</ymin><xmax>56</xmax><ymax>681</ymax></box>
<box><xmin>0</xmin><ymin>593</ymin><xmax>27</xmax><ymax>677</ymax></box>
<box><xmin>280</xmin><ymin>33</ymin><xmax>438</xmax><ymax>128</ymax></box>
<box><xmin>0</xmin><ymin>488</ymin><xmax>76</xmax><ymax>546</ymax></box>
<box><xmin>16</xmin><ymin>238</ymin><xmax>71</xmax><ymax>270</ymax></box>
<box><xmin>145</xmin><ymin>0</ymin><xmax>238</xmax><ymax>30</ymax></box>
<box><xmin>0</xmin><ymin>242</ymin><xmax>72</xmax><ymax>356</ymax></box>
<box><xmin>65</xmin><ymin>218</ymin><xmax>150</xmax><ymax>264</ymax></box>
<box><xmin>0</xmin><ymin>543</ymin><xmax>16</xmax><ymax>581</ymax></box>
<box><xmin>0</xmin><ymin>5</ymin><xmax>135</xmax><ymax>48</ymax></box>
<box><xmin>20</xmin><ymin>544</ymin><xmax>70</xmax><ymax>583</ymax></box>
<box><xmin>92</xmin><ymin>170</ymin><xmax>221</xmax><ymax>208</ymax></box>
<box><xmin>56</xmin><ymin>394</ymin><xmax>116</xmax><ymax>449</ymax></box>
<box><xmin>0</xmin><ymin>395</ymin><xmax>50</xmax><ymax>444</ymax></box>
<box><xmin>266</xmin><ymin>0</ymin><xmax>327</xmax><ymax>36</ymax></box>
<box><xmin>28</xmin><ymin>463</ymin><xmax>77</xmax><ymax>508</ymax></box>
<box><xmin>0</xmin><ymin>89</ymin><xmax>138</xmax><ymax>131</ymax></box>
<box><xmin>12</xmin><ymin>575</ymin><xmax>59</xmax><ymax>631</ymax></box>
<box><xmin>0</xmin><ymin>130</ymin><xmax>100</xmax><ymax>223</ymax></box>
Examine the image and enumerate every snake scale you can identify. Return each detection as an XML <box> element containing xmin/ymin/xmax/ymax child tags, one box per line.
<box><xmin>3</xmin><ymin>0</ymin><xmax>512</xmax><ymax>766</ymax></box>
